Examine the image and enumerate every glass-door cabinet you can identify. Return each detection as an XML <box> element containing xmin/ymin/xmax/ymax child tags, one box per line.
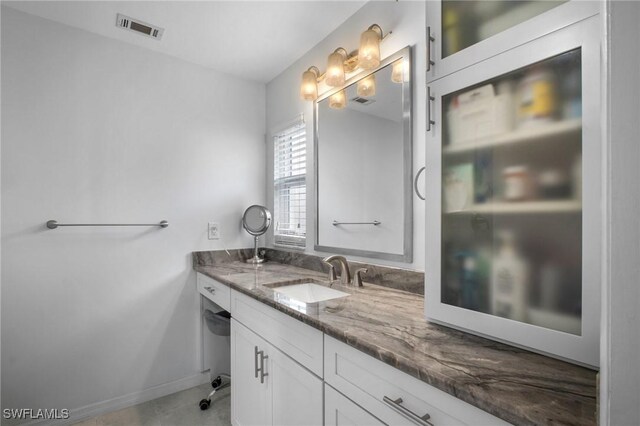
<box><xmin>425</xmin><ymin>0</ymin><xmax>600</xmax><ymax>82</ymax></box>
<box><xmin>424</xmin><ymin>17</ymin><xmax>600</xmax><ymax>367</ymax></box>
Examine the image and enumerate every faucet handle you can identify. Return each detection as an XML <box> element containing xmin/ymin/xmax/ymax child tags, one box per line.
<box><xmin>354</xmin><ymin>268</ymin><xmax>368</xmax><ymax>287</ymax></box>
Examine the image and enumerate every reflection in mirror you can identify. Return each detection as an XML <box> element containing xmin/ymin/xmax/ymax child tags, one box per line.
<box><xmin>315</xmin><ymin>47</ymin><xmax>412</xmax><ymax>262</ymax></box>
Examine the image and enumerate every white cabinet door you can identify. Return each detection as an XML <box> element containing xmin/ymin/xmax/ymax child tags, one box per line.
<box><xmin>325</xmin><ymin>385</ymin><xmax>384</xmax><ymax>426</ymax></box>
<box><xmin>271</xmin><ymin>345</ymin><xmax>323</xmax><ymax>426</ymax></box>
<box><xmin>425</xmin><ymin>17</ymin><xmax>601</xmax><ymax>367</ymax></box>
<box><xmin>231</xmin><ymin>319</ymin><xmax>271</xmax><ymax>426</ymax></box>
<box><xmin>425</xmin><ymin>0</ymin><xmax>599</xmax><ymax>82</ymax></box>
<box><xmin>232</xmin><ymin>318</ymin><xmax>323</xmax><ymax>426</ymax></box>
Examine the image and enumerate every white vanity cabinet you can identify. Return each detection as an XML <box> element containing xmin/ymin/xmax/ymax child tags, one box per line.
<box><xmin>324</xmin><ymin>384</ymin><xmax>384</xmax><ymax>426</ymax></box>
<box><xmin>231</xmin><ymin>319</ymin><xmax>323</xmax><ymax>426</ymax></box>
<box><xmin>197</xmin><ymin>273</ymin><xmax>231</xmax><ymax>311</ymax></box>
<box><xmin>425</xmin><ymin>17</ymin><xmax>601</xmax><ymax>367</ymax></box>
<box><xmin>425</xmin><ymin>0</ymin><xmax>599</xmax><ymax>82</ymax></box>
<box><xmin>231</xmin><ymin>319</ymin><xmax>272</xmax><ymax>426</ymax></box>
<box><xmin>324</xmin><ymin>336</ymin><xmax>507</xmax><ymax>426</ymax></box>
<box><xmin>230</xmin><ymin>289</ymin><xmax>324</xmax><ymax>426</ymax></box>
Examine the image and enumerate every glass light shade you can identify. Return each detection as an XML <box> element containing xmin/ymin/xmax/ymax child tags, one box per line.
<box><xmin>391</xmin><ymin>61</ymin><xmax>405</xmax><ymax>83</ymax></box>
<box><xmin>358</xmin><ymin>29</ymin><xmax>381</xmax><ymax>70</ymax></box>
<box><xmin>356</xmin><ymin>74</ymin><xmax>376</xmax><ymax>97</ymax></box>
<box><xmin>300</xmin><ymin>69</ymin><xmax>318</xmax><ymax>101</ymax></box>
<box><xmin>326</xmin><ymin>51</ymin><xmax>346</xmax><ymax>87</ymax></box>
<box><xmin>329</xmin><ymin>90</ymin><xmax>347</xmax><ymax>109</ymax></box>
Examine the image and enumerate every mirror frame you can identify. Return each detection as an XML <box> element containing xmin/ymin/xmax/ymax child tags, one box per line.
<box><xmin>242</xmin><ymin>204</ymin><xmax>272</xmax><ymax>236</ymax></box>
<box><xmin>313</xmin><ymin>46</ymin><xmax>413</xmax><ymax>263</ymax></box>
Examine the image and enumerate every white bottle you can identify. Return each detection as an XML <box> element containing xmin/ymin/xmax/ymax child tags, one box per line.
<box><xmin>491</xmin><ymin>231</ymin><xmax>529</xmax><ymax>322</ymax></box>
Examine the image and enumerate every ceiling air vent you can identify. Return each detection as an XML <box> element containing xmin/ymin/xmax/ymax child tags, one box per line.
<box><xmin>351</xmin><ymin>96</ymin><xmax>375</xmax><ymax>105</ymax></box>
<box><xmin>116</xmin><ymin>14</ymin><xmax>164</xmax><ymax>40</ymax></box>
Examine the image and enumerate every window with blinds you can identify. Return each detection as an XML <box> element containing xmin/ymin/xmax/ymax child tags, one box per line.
<box><xmin>273</xmin><ymin>120</ymin><xmax>306</xmax><ymax>248</ymax></box>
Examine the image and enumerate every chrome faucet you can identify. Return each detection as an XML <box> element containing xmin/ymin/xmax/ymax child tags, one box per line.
<box><xmin>322</xmin><ymin>255</ymin><xmax>351</xmax><ymax>286</ymax></box>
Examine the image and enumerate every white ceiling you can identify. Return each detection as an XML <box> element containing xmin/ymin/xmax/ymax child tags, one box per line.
<box><xmin>4</xmin><ymin>1</ymin><xmax>366</xmax><ymax>83</ymax></box>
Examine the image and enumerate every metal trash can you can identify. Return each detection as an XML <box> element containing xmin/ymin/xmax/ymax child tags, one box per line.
<box><xmin>199</xmin><ymin>308</ymin><xmax>231</xmax><ymax>410</ymax></box>
<box><xmin>203</xmin><ymin>309</ymin><xmax>231</xmax><ymax>336</ymax></box>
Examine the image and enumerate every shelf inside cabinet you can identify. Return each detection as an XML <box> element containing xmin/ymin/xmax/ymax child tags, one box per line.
<box><xmin>443</xmin><ymin>119</ymin><xmax>581</xmax><ymax>156</ymax></box>
<box><xmin>445</xmin><ymin>199</ymin><xmax>582</xmax><ymax>215</ymax></box>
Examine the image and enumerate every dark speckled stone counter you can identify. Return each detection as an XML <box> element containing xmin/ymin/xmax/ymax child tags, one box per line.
<box><xmin>193</xmin><ymin>252</ymin><xmax>597</xmax><ymax>426</ymax></box>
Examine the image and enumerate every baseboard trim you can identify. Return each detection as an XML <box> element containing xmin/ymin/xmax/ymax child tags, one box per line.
<box><xmin>21</xmin><ymin>372</ymin><xmax>210</xmax><ymax>426</ymax></box>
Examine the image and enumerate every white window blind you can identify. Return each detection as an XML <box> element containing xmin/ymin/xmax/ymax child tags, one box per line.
<box><xmin>273</xmin><ymin>119</ymin><xmax>306</xmax><ymax>248</ymax></box>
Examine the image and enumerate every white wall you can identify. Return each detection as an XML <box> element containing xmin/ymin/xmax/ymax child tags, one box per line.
<box><xmin>603</xmin><ymin>1</ymin><xmax>640</xmax><ymax>424</ymax></box>
<box><xmin>266</xmin><ymin>1</ymin><xmax>426</xmax><ymax>270</ymax></box>
<box><xmin>1</xmin><ymin>6</ymin><xmax>265</xmax><ymax>419</ymax></box>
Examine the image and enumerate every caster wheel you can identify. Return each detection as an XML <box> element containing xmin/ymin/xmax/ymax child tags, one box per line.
<box><xmin>212</xmin><ymin>376</ymin><xmax>222</xmax><ymax>389</ymax></box>
<box><xmin>199</xmin><ymin>399</ymin><xmax>210</xmax><ymax>411</ymax></box>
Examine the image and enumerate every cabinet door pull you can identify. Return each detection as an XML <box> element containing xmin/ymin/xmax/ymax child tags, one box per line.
<box><xmin>259</xmin><ymin>351</ymin><xmax>268</xmax><ymax>384</ymax></box>
<box><xmin>427</xmin><ymin>86</ymin><xmax>435</xmax><ymax>132</ymax></box>
<box><xmin>254</xmin><ymin>346</ymin><xmax>260</xmax><ymax>379</ymax></box>
<box><xmin>426</xmin><ymin>26</ymin><xmax>435</xmax><ymax>72</ymax></box>
<box><xmin>204</xmin><ymin>286</ymin><xmax>215</xmax><ymax>294</ymax></box>
<box><xmin>383</xmin><ymin>396</ymin><xmax>434</xmax><ymax>426</ymax></box>
<box><xmin>414</xmin><ymin>166</ymin><xmax>426</xmax><ymax>200</ymax></box>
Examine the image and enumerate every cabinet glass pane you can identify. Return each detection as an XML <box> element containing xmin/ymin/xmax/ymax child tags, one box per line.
<box><xmin>441</xmin><ymin>49</ymin><xmax>582</xmax><ymax>335</ymax></box>
<box><xmin>441</xmin><ymin>1</ymin><xmax>566</xmax><ymax>58</ymax></box>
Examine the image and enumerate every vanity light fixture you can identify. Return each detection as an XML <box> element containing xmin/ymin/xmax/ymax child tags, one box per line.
<box><xmin>325</xmin><ymin>48</ymin><xmax>349</xmax><ymax>87</ymax></box>
<box><xmin>358</xmin><ymin>24</ymin><xmax>383</xmax><ymax>70</ymax></box>
<box><xmin>299</xmin><ymin>23</ymin><xmax>390</xmax><ymax>101</ymax></box>
<box><xmin>301</xmin><ymin>66</ymin><xmax>320</xmax><ymax>101</ymax></box>
<box><xmin>356</xmin><ymin>74</ymin><xmax>376</xmax><ymax>97</ymax></box>
<box><xmin>329</xmin><ymin>90</ymin><xmax>347</xmax><ymax>109</ymax></box>
<box><xmin>391</xmin><ymin>60</ymin><xmax>405</xmax><ymax>83</ymax></box>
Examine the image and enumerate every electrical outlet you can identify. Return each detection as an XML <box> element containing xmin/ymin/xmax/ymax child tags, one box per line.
<box><xmin>208</xmin><ymin>222</ymin><xmax>220</xmax><ymax>240</ymax></box>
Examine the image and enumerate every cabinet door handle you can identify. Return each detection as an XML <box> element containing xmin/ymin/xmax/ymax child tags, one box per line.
<box><xmin>383</xmin><ymin>396</ymin><xmax>434</xmax><ymax>426</ymax></box>
<box><xmin>255</xmin><ymin>346</ymin><xmax>268</xmax><ymax>384</ymax></box>
<box><xmin>204</xmin><ymin>286</ymin><xmax>215</xmax><ymax>294</ymax></box>
<box><xmin>254</xmin><ymin>346</ymin><xmax>259</xmax><ymax>379</ymax></box>
<box><xmin>426</xmin><ymin>26</ymin><xmax>435</xmax><ymax>72</ymax></box>
<box><xmin>427</xmin><ymin>86</ymin><xmax>435</xmax><ymax>132</ymax></box>
<box><xmin>259</xmin><ymin>352</ymin><xmax>268</xmax><ymax>384</ymax></box>
<box><xmin>414</xmin><ymin>166</ymin><xmax>426</xmax><ymax>201</ymax></box>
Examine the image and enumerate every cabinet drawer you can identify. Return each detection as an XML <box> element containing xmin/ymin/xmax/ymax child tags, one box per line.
<box><xmin>324</xmin><ymin>336</ymin><xmax>508</xmax><ymax>426</ymax></box>
<box><xmin>197</xmin><ymin>273</ymin><xmax>231</xmax><ymax>312</ymax></box>
<box><xmin>325</xmin><ymin>384</ymin><xmax>384</xmax><ymax>426</ymax></box>
<box><xmin>231</xmin><ymin>289</ymin><xmax>323</xmax><ymax>377</ymax></box>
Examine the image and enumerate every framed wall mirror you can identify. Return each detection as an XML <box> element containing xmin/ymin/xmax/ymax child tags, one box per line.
<box><xmin>314</xmin><ymin>46</ymin><xmax>413</xmax><ymax>262</ymax></box>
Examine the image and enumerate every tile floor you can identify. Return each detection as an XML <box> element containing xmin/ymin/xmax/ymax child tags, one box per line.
<box><xmin>72</xmin><ymin>383</ymin><xmax>230</xmax><ymax>426</ymax></box>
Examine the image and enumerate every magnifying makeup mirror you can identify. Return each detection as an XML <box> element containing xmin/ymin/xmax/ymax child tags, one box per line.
<box><xmin>242</xmin><ymin>205</ymin><xmax>271</xmax><ymax>264</ymax></box>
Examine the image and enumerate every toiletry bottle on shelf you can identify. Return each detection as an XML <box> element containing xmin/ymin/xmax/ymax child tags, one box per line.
<box><xmin>491</xmin><ymin>231</ymin><xmax>529</xmax><ymax>322</ymax></box>
<box><xmin>459</xmin><ymin>254</ymin><xmax>479</xmax><ymax>311</ymax></box>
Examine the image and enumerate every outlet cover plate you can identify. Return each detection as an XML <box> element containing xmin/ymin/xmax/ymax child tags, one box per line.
<box><xmin>208</xmin><ymin>222</ymin><xmax>220</xmax><ymax>240</ymax></box>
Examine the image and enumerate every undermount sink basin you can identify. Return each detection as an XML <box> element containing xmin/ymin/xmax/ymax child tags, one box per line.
<box><xmin>270</xmin><ymin>283</ymin><xmax>349</xmax><ymax>304</ymax></box>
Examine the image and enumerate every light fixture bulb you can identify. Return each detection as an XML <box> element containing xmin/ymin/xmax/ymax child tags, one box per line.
<box><xmin>300</xmin><ymin>67</ymin><xmax>319</xmax><ymax>101</ymax></box>
<box><xmin>329</xmin><ymin>90</ymin><xmax>347</xmax><ymax>109</ymax></box>
<box><xmin>326</xmin><ymin>48</ymin><xmax>347</xmax><ymax>87</ymax></box>
<box><xmin>358</xmin><ymin>25</ymin><xmax>382</xmax><ymax>70</ymax></box>
<box><xmin>391</xmin><ymin>60</ymin><xmax>404</xmax><ymax>83</ymax></box>
<box><xmin>357</xmin><ymin>74</ymin><xmax>376</xmax><ymax>97</ymax></box>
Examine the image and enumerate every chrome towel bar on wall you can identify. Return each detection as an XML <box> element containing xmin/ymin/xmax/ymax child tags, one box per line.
<box><xmin>46</xmin><ymin>220</ymin><xmax>169</xmax><ymax>229</ymax></box>
<box><xmin>332</xmin><ymin>220</ymin><xmax>381</xmax><ymax>226</ymax></box>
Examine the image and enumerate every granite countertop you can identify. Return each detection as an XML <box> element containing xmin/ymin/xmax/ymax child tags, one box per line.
<box><xmin>194</xmin><ymin>260</ymin><xmax>597</xmax><ymax>426</ymax></box>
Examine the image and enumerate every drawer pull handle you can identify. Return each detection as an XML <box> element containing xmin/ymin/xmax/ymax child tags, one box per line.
<box><xmin>383</xmin><ymin>396</ymin><xmax>434</xmax><ymax>426</ymax></box>
<box><xmin>204</xmin><ymin>286</ymin><xmax>215</xmax><ymax>294</ymax></box>
<box><xmin>255</xmin><ymin>346</ymin><xmax>268</xmax><ymax>384</ymax></box>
